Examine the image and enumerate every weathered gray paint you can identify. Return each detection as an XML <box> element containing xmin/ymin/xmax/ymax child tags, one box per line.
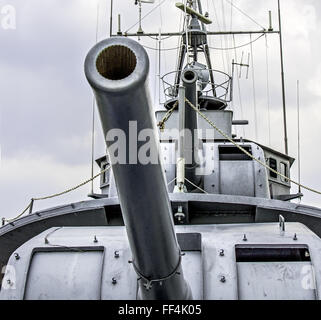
<box><xmin>1</xmin><ymin>223</ymin><xmax>320</xmax><ymax>300</ymax></box>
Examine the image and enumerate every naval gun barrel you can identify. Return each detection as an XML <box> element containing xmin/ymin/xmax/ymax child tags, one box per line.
<box><xmin>85</xmin><ymin>37</ymin><xmax>191</xmax><ymax>300</ymax></box>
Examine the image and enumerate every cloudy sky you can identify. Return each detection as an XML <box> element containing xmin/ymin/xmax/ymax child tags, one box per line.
<box><xmin>1</xmin><ymin>0</ymin><xmax>321</xmax><ymax>220</ymax></box>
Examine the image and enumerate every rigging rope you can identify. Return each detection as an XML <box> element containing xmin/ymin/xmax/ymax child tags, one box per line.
<box><xmin>125</xmin><ymin>0</ymin><xmax>167</xmax><ymax>33</ymax></box>
<box><xmin>297</xmin><ymin>80</ymin><xmax>302</xmax><ymax>196</ymax></box>
<box><xmin>211</xmin><ymin>0</ymin><xmax>227</xmax><ymax>74</ymax></box>
<box><xmin>232</xmin><ymin>34</ymin><xmax>245</xmax><ymax>137</ymax></box>
<box><xmin>185</xmin><ymin>178</ymin><xmax>209</xmax><ymax>194</ymax></box>
<box><xmin>184</xmin><ymin>97</ymin><xmax>321</xmax><ymax>196</ymax></box>
<box><xmin>91</xmin><ymin>2</ymin><xmax>100</xmax><ymax>194</ymax></box>
<box><xmin>3</xmin><ymin>166</ymin><xmax>111</xmax><ymax>225</ymax></box>
<box><xmin>142</xmin><ymin>44</ymin><xmax>179</xmax><ymax>51</ymax></box>
<box><xmin>184</xmin><ymin>0</ymin><xmax>190</xmax><ymax>64</ymax></box>
<box><xmin>221</xmin><ymin>0</ymin><xmax>232</xmax><ymax>75</ymax></box>
<box><xmin>208</xmin><ymin>34</ymin><xmax>264</xmax><ymax>50</ymax></box>
<box><xmin>250</xmin><ymin>34</ymin><xmax>258</xmax><ymax>141</ymax></box>
<box><xmin>223</xmin><ymin>0</ymin><xmax>265</xmax><ymax>30</ymax></box>
<box><xmin>140</xmin><ymin>35</ymin><xmax>264</xmax><ymax>52</ymax></box>
<box><xmin>265</xmin><ymin>34</ymin><xmax>272</xmax><ymax>146</ymax></box>
<box><xmin>229</xmin><ymin>0</ymin><xmax>233</xmax><ymax>30</ymax></box>
<box><xmin>157</xmin><ymin>101</ymin><xmax>179</xmax><ymax>131</ymax></box>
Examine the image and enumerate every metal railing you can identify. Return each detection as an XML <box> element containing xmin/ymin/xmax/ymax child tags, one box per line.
<box><xmin>161</xmin><ymin>69</ymin><xmax>233</xmax><ymax>103</ymax></box>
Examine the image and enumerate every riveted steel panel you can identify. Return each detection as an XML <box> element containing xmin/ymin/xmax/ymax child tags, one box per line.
<box><xmin>24</xmin><ymin>249</ymin><xmax>104</xmax><ymax>300</ymax></box>
<box><xmin>237</xmin><ymin>262</ymin><xmax>316</xmax><ymax>300</ymax></box>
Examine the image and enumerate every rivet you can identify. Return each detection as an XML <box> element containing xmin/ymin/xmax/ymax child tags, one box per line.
<box><xmin>14</xmin><ymin>253</ymin><xmax>20</xmax><ymax>260</ymax></box>
<box><xmin>293</xmin><ymin>233</ymin><xmax>298</xmax><ymax>241</ymax></box>
<box><xmin>212</xmin><ymin>184</ymin><xmax>215</xmax><ymax>188</ymax></box>
<box><xmin>93</xmin><ymin>235</ymin><xmax>98</xmax><ymax>243</ymax></box>
<box><xmin>243</xmin><ymin>234</ymin><xmax>248</xmax><ymax>242</ymax></box>
<box><xmin>112</xmin><ymin>277</ymin><xmax>117</xmax><ymax>285</ymax></box>
<box><xmin>219</xmin><ymin>249</ymin><xmax>225</xmax><ymax>257</ymax></box>
<box><xmin>220</xmin><ymin>276</ymin><xmax>226</xmax><ymax>283</ymax></box>
<box><xmin>114</xmin><ymin>251</ymin><xmax>120</xmax><ymax>258</ymax></box>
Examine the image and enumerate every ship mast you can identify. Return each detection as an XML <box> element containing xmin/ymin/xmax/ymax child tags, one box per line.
<box><xmin>174</xmin><ymin>0</ymin><xmax>216</xmax><ymax>97</ymax></box>
<box><xmin>112</xmin><ymin>0</ymin><xmax>288</xmax><ymax>153</ymax></box>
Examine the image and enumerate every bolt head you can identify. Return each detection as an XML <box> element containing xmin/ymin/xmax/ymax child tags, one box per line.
<box><xmin>220</xmin><ymin>276</ymin><xmax>226</xmax><ymax>283</ymax></box>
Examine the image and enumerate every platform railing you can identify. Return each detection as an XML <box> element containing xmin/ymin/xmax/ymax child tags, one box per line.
<box><xmin>161</xmin><ymin>69</ymin><xmax>233</xmax><ymax>103</ymax></box>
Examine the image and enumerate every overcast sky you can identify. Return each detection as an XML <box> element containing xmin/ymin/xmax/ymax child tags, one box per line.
<box><xmin>1</xmin><ymin>0</ymin><xmax>321</xmax><ymax>220</ymax></box>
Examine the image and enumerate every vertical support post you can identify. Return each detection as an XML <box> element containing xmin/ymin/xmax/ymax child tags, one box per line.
<box><xmin>117</xmin><ymin>14</ymin><xmax>122</xmax><ymax>35</ymax></box>
<box><xmin>138</xmin><ymin>0</ymin><xmax>143</xmax><ymax>33</ymax></box>
<box><xmin>297</xmin><ymin>80</ymin><xmax>302</xmax><ymax>195</ymax></box>
<box><xmin>268</xmin><ymin>10</ymin><xmax>273</xmax><ymax>31</ymax></box>
<box><xmin>197</xmin><ymin>0</ymin><xmax>205</xmax><ymax>31</ymax></box>
<box><xmin>109</xmin><ymin>0</ymin><xmax>113</xmax><ymax>37</ymax></box>
<box><xmin>204</xmin><ymin>44</ymin><xmax>217</xmax><ymax>97</ymax></box>
<box><xmin>158</xmin><ymin>30</ymin><xmax>162</xmax><ymax>105</ymax></box>
<box><xmin>176</xmin><ymin>86</ymin><xmax>186</xmax><ymax>192</ymax></box>
<box><xmin>278</xmin><ymin>0</ymin><xmax>289</xmax><ymax>155</ymax></box>
<box><xmin>29</xmin><ymin>199</ymin><xmax>34</xmax><ymax>214</ymax></box>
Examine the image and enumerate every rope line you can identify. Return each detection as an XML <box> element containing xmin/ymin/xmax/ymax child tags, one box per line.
<box><xmin>142</xmin><ymin>44</ymin><xmax>180</xmax><ymax>51</ymax></box>
<box><xmin>211</xmin><ymin>0</ymin><xmax>227</xmax><ymax>73</ymax></box>
<box><xmin>157</xmin><ymin>101</ymin><xmax>178</xmax><ymax>131</ymax></box>
<box><xmin>3</xmin><ymin>166</ymin><xmax>111</xmax><ymax>224</ymax></box>
<box><xmin>265</xmin><ymin>34</ymin><xmax>272</xmax><ymax>146</ymax></box>
<box><xmin>184</xmin><ymin>97</ymin><xmax>321</xmax><ymax>196</ymax></box>
<box><xmin>250</xmin><ymin>34</ymin><xmax>258</xmax><ymax>140</ymax></box>
<box><xmin>125</xmin><ymin>0</ymin><xmax>167</xmax><ymax>33</ymax></box>
<box><xmin>185</xmin><ymin>178</ymin><xmax>209</xmax><ymax>194</ymax></box>
<box><xmin>223</xmin><ymin>0</ymin><xmax>266</xmax><ymax>30</ymax></box>
<box><xmin>91</xmin><ymin>2</ymin><xmax>100</xmax><ymax>194</ymax></box>
<box><xmin>208</xmin><ymin>33</ymin><xmax>264</xmax><ymax>51</ymax></box>
<box><xmin>232</xmin><ymin>35</ymin><xmax>245</xmax><ymax>137</ymax></box>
